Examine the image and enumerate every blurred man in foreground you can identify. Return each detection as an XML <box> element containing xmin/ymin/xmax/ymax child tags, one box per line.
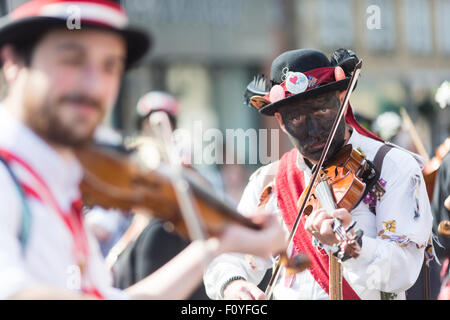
<box><xmin>0</xmin><ymin>0</ymin><xmax>286</xmax><ymax>300</ymax></box>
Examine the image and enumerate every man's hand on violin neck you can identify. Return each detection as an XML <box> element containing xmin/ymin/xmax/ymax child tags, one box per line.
<box><xmin>223</xmin><ymin>280</ymin><xmax>266</xmax><ymax>300</ymax></box>
<box><xmin>304</xmin><ymin>208</ymin><xmax>352</xmax><ymax>246</ymax></box>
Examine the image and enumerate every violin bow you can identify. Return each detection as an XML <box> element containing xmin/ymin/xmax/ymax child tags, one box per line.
<box><xmin>265</xmin><ymin>60</ymin><xmax>363</xmax><ymax>299</ymax></box>
<box><xmin>148</xmin><ymin>111</ymin><xmax>207</xmax><ymax>241</ymax></box>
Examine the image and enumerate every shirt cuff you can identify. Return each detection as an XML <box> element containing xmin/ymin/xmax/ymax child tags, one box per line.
<box><xmin>215</xmin><ymin>265</ymin><xmax>249</xmax><ymax>300</ymax></box>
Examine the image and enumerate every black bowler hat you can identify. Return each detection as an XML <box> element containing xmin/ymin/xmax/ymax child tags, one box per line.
<box><xmin>0</xmin><ymin>0</ymin><xmax>151</xmax><ymax>69</ymax></box>
<box><xmin>246</xmin><ymin>48</ymin><xmax>358</xmax><ymax>116</ymax></box>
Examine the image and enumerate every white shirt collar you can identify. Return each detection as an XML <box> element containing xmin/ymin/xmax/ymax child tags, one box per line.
<box><xmin>0</xmin><ymin>105</ymin><xmax>83</xmax><ymax>210</ymax></box>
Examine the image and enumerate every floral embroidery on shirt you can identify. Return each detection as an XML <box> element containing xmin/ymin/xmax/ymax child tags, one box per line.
<box><xmin>378</xmin><ymin>230</ymin><xmax>410</xmax><ymax>247</ymax></box>
<box><xmin>412</xmin><ymin>174</ymin><xmax>421</xmax><ymax>220</ymax></box>
<box><xmin>363</xmin><ymin>178</ymin><xmax>387</xmax><ymax>209</ymax></box>
<box><xmin>378</xmin><ymin>221</ymin><xmax>411</xmax><ymax>247</ymax></box>
<box><xmin>382</xmin><ymin>220</ymin><xmax>396</xmax><ymax>233</ymax></box>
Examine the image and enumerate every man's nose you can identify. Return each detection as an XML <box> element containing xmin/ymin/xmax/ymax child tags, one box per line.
<box><xmin>306</xmin><ymin>116</ymin><xmax>322</xmax><ymax>138</ymax></box>
<box><xmin>79</xmin><ymin>64</ymin><xmax>106</xmax><ymax>98</ymax></box>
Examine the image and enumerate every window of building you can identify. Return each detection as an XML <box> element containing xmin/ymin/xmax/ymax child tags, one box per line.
<box><xmin>0</xmin><ymin>0</ymin><xmax>11</xmax><ymax>16</ymax></box>
<box><xmin>318</xmin><ymin>0</ymin><xmax>354</xmax><ymax>49</ymax></box>
<box><xmin>403</xmin><ymin>0</ymin><xmax>432</xmax><ymax>54</ymax></box>
<box><xmin>436</xmin><ymin>0</ymin><xmax>450</xmax><ymax>54</ymax></box>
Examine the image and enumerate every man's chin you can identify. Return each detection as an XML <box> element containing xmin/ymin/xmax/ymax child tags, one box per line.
<box><xmin>52</xmin><ymin>135</ymin><xmax>93</xmax><ymax>148</ymax></box>
<box><xmin>301</xmin><ymin>151</ymin><xmax>322</xmax><ymax>164</ymax></box>
<box><xmin>45</xmin><ymin>127</ymin><xmax>95</xmax><ymax>148</ymax></box>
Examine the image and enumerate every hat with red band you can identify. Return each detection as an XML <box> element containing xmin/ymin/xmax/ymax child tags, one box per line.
<box><xmin>245</xmin><ymin>48</ymin><xmax>383</xmax><ymax>142</ymax></box>
<box><xmin>0</xmin><ymin>0</ymin><xmax>151</xmax><ymax>69</ymax></box>
<box><xmin>247</xmin><ymin>48</ymin><xmax>356</xmax><ymax>116</ymax></box>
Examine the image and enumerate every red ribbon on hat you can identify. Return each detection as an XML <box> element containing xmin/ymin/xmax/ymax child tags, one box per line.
<box><xmin>264</xmin><ymin>67</ymin><xmax>336</xmax><ymax>103</ymax></box>
<box><xmin>345</xmin><ymin>104</ymin><xmax>383</xmax><ymax>142</ymax></box>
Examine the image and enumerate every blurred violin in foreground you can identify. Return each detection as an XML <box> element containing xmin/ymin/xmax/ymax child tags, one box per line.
<box><xmin>75</xmin><ymin>143</ymin><xmax>257</xmax><ymax>238</ymax></box>
<box><xmin>74</xmin><ymin>112</ymin><xmax>310</xmax><ymax>275</ymax></box>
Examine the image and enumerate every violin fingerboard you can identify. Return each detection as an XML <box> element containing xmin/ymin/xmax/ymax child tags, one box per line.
<box><xmin>315</xmin><ymin>180</ymin><xmax>337</xmax><ymax>213</ymax></box>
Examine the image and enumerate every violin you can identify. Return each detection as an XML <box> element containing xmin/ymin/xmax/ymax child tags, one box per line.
<box><xmin>298</xmin><ymin>144</ymin><xmax>367</xmax><ymax>216</ymax></box>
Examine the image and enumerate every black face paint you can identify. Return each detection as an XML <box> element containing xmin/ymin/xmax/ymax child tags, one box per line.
<box><xmin>278</xmin><ymin>91</ymin><xmax>347</xmax><ymax>163</ymax></box>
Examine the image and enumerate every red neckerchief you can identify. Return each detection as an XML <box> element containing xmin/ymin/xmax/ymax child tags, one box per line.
<box><xmin>275</xmin><ymin>148</ymin><xmax>361</xmax><ymax>300</ymax></box>
<box><xmin>0</xmin><ymin>148</ymin><xmax>104</xmax><ymax>299</ymax></box>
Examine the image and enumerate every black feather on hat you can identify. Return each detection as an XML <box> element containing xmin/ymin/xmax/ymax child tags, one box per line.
<box><xmin>244</xmin><ymin>74</ymin><xmax>270</xmax><ymax>107</ymax></box>
<box><xmin>329</xmin><ymin>48</ymin><xmax>359</xmax><ymax>89</ymax></box>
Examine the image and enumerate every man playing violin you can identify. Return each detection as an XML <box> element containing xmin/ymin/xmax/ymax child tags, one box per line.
<box><xmin>204</xmin><ymin>48</ymin><xmax>433</xmax><ymax>300</ymax></box>
<box><xmin>0</xmin><ymin>0</ymin><xmax>287</xmax><ymax>300</ymax></box>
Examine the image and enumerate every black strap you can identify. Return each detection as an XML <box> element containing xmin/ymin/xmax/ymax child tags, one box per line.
<box><xmin>373</xmin><ymin>144</ymin><xmax>394</xmax><ymax>173</ymax></box>
<box><xmin>363</xmin><ymin>144</ymin><xmax>394</xmax><ymax>215</ymax></box>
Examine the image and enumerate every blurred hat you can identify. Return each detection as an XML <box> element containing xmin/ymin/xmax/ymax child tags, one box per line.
<box><xmin>245</xmin><ymin>48</ymin><xmax>358</xmax><ymax>116</ymax></box>
<box><xmin>0</xmin><ymin>0</ymin><xmax>151</xmax><ymax>69</ymax></box>
<box><xmin>435</xmin><ymin>81</ymin><xmax>450</xmax><ymax>109</ymax></box>
<box><xmin>136</xmin><ymin>91</ymin><xmax>179</xmax><ymax>117</ymax></box>
<box><xmin>372</xmin><ymin>111</ymin><xmax>402</xmax><ymax>141</ymax></box>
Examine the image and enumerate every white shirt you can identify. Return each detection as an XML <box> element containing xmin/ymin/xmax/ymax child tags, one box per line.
<box><xmin>0</xmin><ymin>107</ymin><xmax>128</xmax><ymax>299</ymax></box>
<box><xmin>204</xmin><ymin>129</ymin><xmax>433</xmax><ymax>300</ymax></box>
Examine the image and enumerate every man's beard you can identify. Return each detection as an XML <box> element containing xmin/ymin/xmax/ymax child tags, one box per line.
<box><xmin>24</xmin><ymin>95</ymin><xmax>104</xmax><ymax>148</ymax></box>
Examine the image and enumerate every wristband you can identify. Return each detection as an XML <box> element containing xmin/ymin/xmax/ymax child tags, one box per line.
<box><xmin>220</xmin><ymin>276</ymin><xmax>246</xmax><ymax>299</ymax></box>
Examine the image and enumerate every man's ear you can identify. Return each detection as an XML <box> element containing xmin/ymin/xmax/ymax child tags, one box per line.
<box><xmin>1</xmin><ymin>45</ymin><xmax>23</xmax><ymax>84</ymax></box>
<box><xmin>274</xmin><ymin>112</ymin><xmax>288</xmax><ymax>134</ymax></box>
<box><xmin>338</xmin><ymin>90</ymin><xmax>346</xmax><ymax>104</ymax></box>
